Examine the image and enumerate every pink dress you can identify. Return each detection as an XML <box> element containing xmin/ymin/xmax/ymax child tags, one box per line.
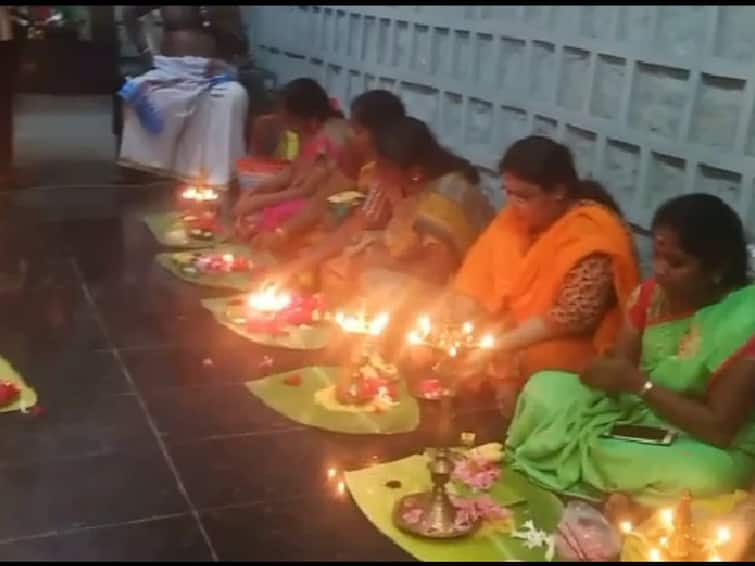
<box><xmin>257</xmin><ymin>123</ymin><xmax>346</xmax><ymax>232</ymax></box>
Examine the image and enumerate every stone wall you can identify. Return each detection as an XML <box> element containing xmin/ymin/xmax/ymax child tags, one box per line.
<box><xmin>246</xmin><ymin>5</ymin><xmax>755</xmax><ymax>229</ymax></box>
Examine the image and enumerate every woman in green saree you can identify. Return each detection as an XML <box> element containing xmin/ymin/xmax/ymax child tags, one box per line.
<box><xmin>506</xmin><ymin>193</ymin><xmax>755</xmax><ymax>508</ymax></box>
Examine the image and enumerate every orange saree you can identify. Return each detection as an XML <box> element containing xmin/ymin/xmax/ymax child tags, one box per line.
<box><xmin>454</xmin><ymin>201</ymin><xmax>640</xmax><ymax>381</ymax></box>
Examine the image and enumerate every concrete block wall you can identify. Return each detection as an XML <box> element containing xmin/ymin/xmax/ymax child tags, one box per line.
<box><xmin>246</xmin><ymin>5</ymin><xmax>755</xmax><ymax>228</ymax></box>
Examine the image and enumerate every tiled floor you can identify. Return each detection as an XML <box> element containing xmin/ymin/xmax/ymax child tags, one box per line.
<box><xmin>1</xmin><ymin>94</ymin><xmax>658</xmax><ymax>561</ymax></box>
<box><xmin>1</xmin><ymin>93</ymin><xmax>506</xmax><ymax>559</ymax></box>
<box><xmin>2</xmin><ymin>184</ymin><xmax>512</xmax><ymax>560</ymax></box>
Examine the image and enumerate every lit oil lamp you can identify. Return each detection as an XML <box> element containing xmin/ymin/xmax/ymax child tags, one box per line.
<box><xmin>405</xmin><ymin>315</ymin><xmax>495</xmax><ymax>400</ymax></box>
<box><xmin>333</xmin><ymin>310</ymin><xmax>395</xmax><ymax>406</ymax></box>
<box><xmin>405</xmin><ymin>316</ymin><xmax>495</xmax><ymax>352</ymax></box>
<box><xmin>617</xmin><ymin>490</ymin><xmax>735</xmax><ymax>562</ymax></box>
<box><xmin>335</xmin><ymin>310</ymin><xmax>390</xmax><ymax>336</ymax></box>
<box><xmin>392</xmin><ymin>343</ymin><xmax>480</xmax><ymax>540</ymax></box>
<box><xmin>177</xmin><ymin>182</ymin><xmax>222</xmax><ymax>239</ymax></box>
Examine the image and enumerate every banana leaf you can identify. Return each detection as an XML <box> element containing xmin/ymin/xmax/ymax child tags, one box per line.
<box><xmin>202</xmin><ymin>295</ymin><xmax>331</xmax><ymax>350</ymax></box>
<box><xmin>344</xmin><ymin>455</ymin><xmax>564</xmax><ymax>562</ymax></box>
<box><xmin>0</xmin><ymin>357</ymin><xmax>37</xmax><ymax>414</ymax></box>
<box><xmin>142</xmin><ymin>211</ymin><xmax>230</xmax><ymax>248</ymax></box>
<box><xmin>247</xmin><ymin>366</ymin><xmax>420</xmax><ymax>434</ymax></box>
<box><xmin>156</xmin><ymin>244</ymin><xmax>275</xmax><ymax>291</ymax></box>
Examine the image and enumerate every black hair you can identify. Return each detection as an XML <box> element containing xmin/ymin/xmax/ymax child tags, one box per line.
<box><xmin>373</xmin><ymin>117</ymin><xmax>480</xmax><ymax>185</ymax></box>
<box><xmin>280</xmin><ymin>78</ymin><xmax>343</xmax><ymax>121</ymax></box>
<box><xmin>499</xmin><ymin>135</ymin><xmax>621</xmax><ymax>215</ymax></box>
<box><xmin>350</xmin><ymin>90</ymin><xmax>406</xmax><ymax>136</ymax></box>
<box><xmin>652</xmin><ymin>193</ymin><xmax>749</xmax><ymax>289</ymax></box>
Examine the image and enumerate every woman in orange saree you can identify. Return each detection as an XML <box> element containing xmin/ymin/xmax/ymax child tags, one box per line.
<box><xmin>452</xmin><ymin>136</ymin><xmax>640</xmax><ymax>412</ymax></box>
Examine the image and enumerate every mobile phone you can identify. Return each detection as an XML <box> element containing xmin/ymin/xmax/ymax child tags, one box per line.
<box><xmin>602</xmin><ymin>424</ymin><xmax>676</xmax><ymax>446</ymax></box>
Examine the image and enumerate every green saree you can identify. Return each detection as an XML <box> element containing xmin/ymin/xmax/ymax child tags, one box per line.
<box><xmin>506</xmin><ymin>283</ymin><xmax>755</xmax><ymax>507</ymax></box>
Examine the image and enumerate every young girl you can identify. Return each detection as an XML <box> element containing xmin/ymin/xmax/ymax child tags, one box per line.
<box><xmin>249</xmin><ymin>89</ymin><xmax>407</xmax><ymax>252</ymax></box>
<box><xmin>233</xmin><ymin>78</ymin><xmax>348</xmax><ymax>241</ymax></box>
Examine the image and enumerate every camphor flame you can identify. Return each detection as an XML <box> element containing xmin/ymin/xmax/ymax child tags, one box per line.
<box><xmin>248</xmin><ymin>284</ymin><xmax>292</xmax><ymax>313</ymax></box>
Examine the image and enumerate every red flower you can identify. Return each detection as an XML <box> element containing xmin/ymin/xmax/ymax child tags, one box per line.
<box><xmin>0</xmin><ymin>382</ymin><xmax>20</xmax><ymax>407</ymax></box>
<box><xmin>284</xmin><ymin>374</ymin><xmax>302</xmax><ymax>386</ymax></box>
<box><xmin>30</xmin><ymin>405</ymin><xmax>46</xmax><ymax>417</ymax></box>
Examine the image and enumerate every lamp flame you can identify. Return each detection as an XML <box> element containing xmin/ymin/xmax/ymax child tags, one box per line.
<box><xmin>336</xmin><ymin>311</ymin><xmax>390</xmax><ymax>336</ymax></box>
<box><xmin>659</xmin><ymin>508</ymin><xmax>674</xmax><ymax>529</ymax></box>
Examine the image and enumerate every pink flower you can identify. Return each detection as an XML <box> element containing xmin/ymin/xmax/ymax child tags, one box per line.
<box><xmin>473</xmin><ymin>495</ymin><xmax>512</xmax><ymax>522</ymax></box>
<box><xmin>452</xmin><ymin>456</ymin><xmax>501</xmax><ymax>491</ymax></box>
<box><xmin>449</xmin><ymin>494</ymin><xmax>512</xmax><ymax>525</ymax></box>
<box><xmin>402</xmin><ymin>508</ymin><xmax>423</xmax><ymax>525</ymax></box>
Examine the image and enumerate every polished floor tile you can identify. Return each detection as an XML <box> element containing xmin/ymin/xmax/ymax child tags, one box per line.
<box><xmin>0</xmin><ymin>515</ymin><xmax>212</xmax><ymax>561</ymax></box>
<box><xmin>167</xmin><ymin>428</ymin><xmax>423</xmax><ymax>511</ymax></box>
<box><xmin>0</xmin><ymin>446</ymin><xmax>188</xmax><ymax>541</ymax></box>
<box><xmin>202</xmin><ymin>495</ymin><xmax>411</xmax><ymax>562</ymax></box>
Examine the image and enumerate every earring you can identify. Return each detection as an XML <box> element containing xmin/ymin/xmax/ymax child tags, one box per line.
<box><xmin>411</xmin><ymin>173</ymin><xmax>422</xmax><ymax>183</ymax></box>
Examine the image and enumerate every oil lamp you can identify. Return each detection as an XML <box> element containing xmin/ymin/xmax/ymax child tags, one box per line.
<box><xmin>617</xmin><ymin>490</ymin><xmax>736</xmax><ymax>562</ymax></box>
<box><xmin>392</xmin><ymin>344</ymin><xmax>479</xmax><ymax>539</ymax></box>
<box><xmin>333</xmin><ymin>310</ymin><xmax>392</xmax><ymax>405</ymax></box>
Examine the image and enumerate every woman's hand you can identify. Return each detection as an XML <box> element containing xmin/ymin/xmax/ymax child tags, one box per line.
<box><xmin>234</xmin><ymin>193</ymin><xmax>267</xmax><ymax>219</ymax></box>
<box><xmin>580</xmin><ymin>356</ymin><xmax>643</xmax><ymax>395</ymax></box>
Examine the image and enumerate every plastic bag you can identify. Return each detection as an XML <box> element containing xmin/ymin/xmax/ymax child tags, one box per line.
<box><xmin>554</xmin><ymin>501</ymin><xmax>621</xmax><ymax>562</ymax></box>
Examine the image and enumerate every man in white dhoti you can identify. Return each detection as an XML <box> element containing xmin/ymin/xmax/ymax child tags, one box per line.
<box><xmin>119</xmin><ymin>6</ymin><xmax>249</xmax><ymax>188</ymax></box>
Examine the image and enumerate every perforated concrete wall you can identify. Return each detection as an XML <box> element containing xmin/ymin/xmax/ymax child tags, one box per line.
<box><xmin>246</xmin><ymin>5</ymin><xmax>755</xmax><ymax>229</ymax></box>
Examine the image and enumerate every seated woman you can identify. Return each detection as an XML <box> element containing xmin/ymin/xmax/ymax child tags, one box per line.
<box><xmin>250</xmin><ymin>89</ymin><xmax>407</xmax><ymax>252</ymax></box>
<box><xmin>270</xmin><ymin>116</ymin><xmax>493</xmax><ymax>309</ymax></box>
<box><xmin>507</xmin><ymin>193</ymin><xmax>755</xmax><ymax>507</ymax></box>
<box><xmin>452</xmin><ymin>136</ymin><xmax>639</xmax><ymax>410</ymax></box>
<box><xmin>233</xmin><ymin>78</ymin><xmax>349</xmax><ymax>241</ymax></box>
<box><xmin>119</xmin><ymin>6</ymin><xmax>249</xmax><ymax>188</ymax></box>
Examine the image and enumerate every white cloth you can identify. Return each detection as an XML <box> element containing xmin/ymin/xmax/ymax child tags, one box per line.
<box><xmin>119</xmin><ymin>55</ymin><xmax>248</xmax><ymax>188</ymax></box>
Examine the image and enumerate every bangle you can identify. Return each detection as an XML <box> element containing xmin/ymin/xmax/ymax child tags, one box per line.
<box><xmin>638</xmin><ymin>379</ymin><xmax>655</xmax><ymax>398</ymax></box>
